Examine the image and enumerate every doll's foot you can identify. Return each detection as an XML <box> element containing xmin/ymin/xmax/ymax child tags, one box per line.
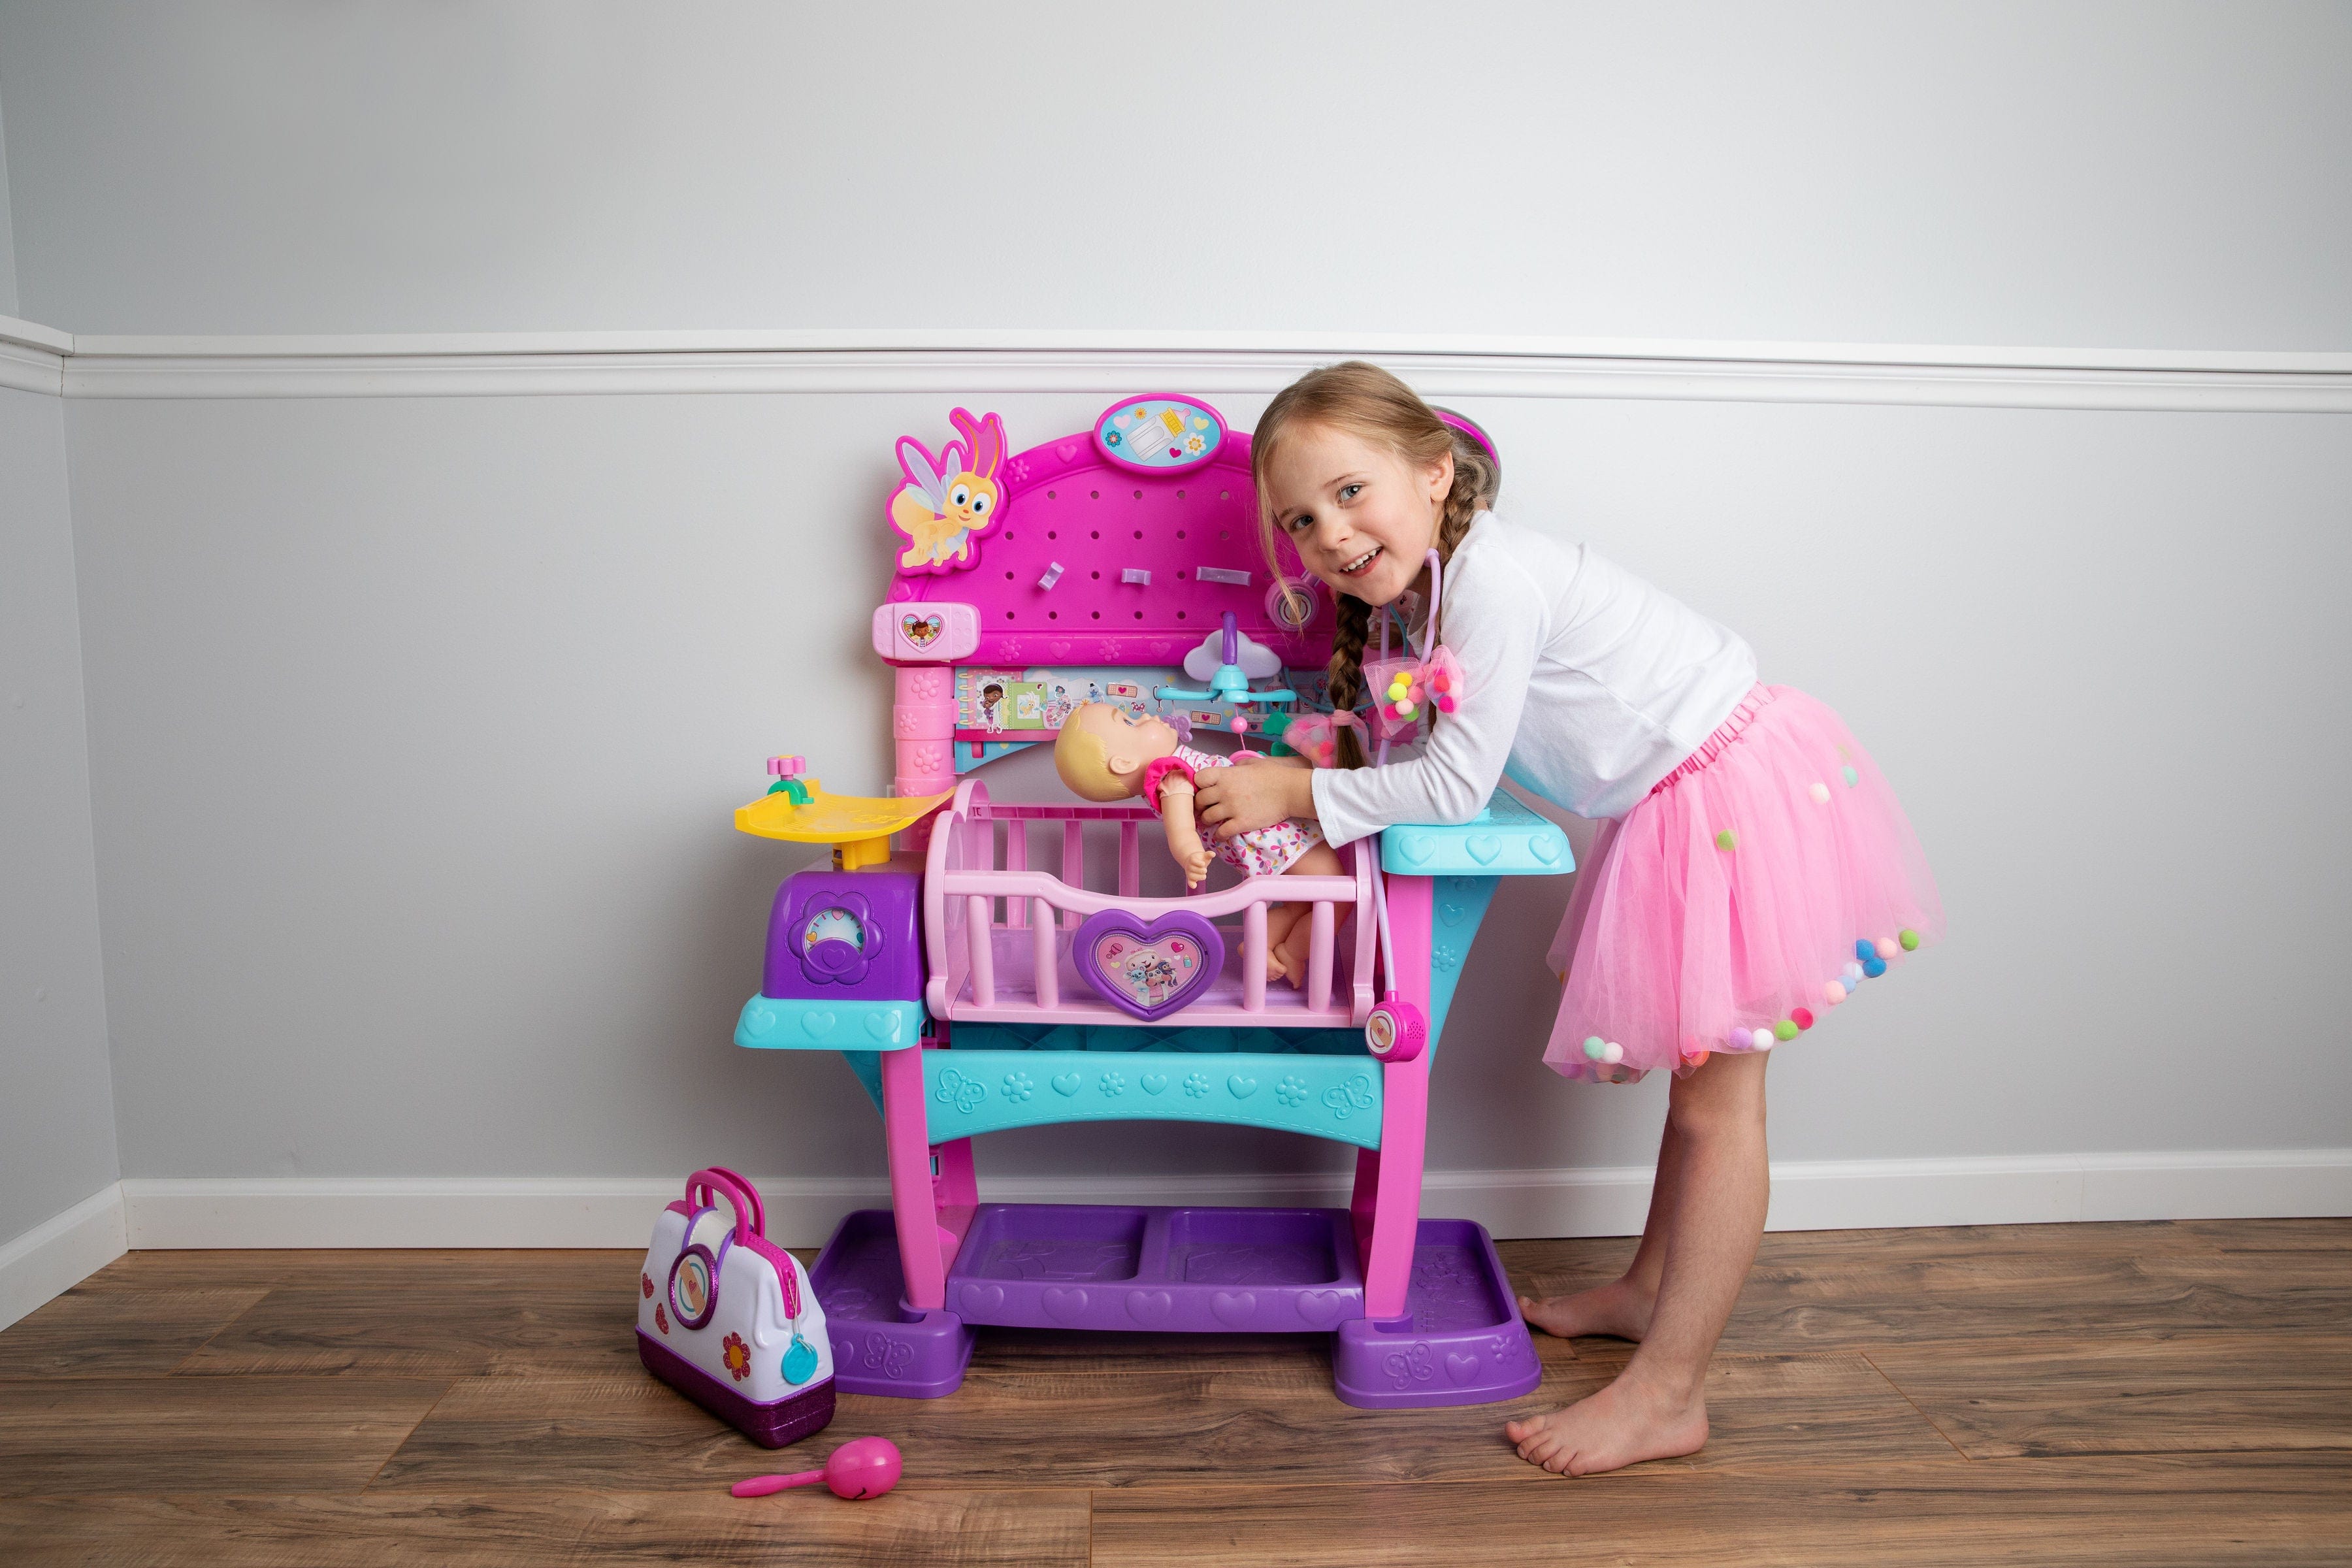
<box><xmin>1518</xmin><ymin>1277</ymin><xmax>1654</xmax><ymax>1342</ymax></box>
<box><xmin>1503</xmin><ymin>1371</ymin><xmax>1708</xmax><ymax>1476</ymax></box>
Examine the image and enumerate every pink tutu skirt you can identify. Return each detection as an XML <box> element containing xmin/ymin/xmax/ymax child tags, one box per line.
<box><xmin>1543</xmin><ymin>684</ymin><xmax>1942</xmax><ymax>1083</ymax></box>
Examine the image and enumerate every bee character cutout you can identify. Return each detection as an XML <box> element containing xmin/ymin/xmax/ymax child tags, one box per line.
<box><xmin>889</xmin><ymin>408</ymin><xmax>1007</xmax><ymax>573</ymax></box>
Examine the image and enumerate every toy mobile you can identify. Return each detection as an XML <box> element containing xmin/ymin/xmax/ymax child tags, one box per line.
<box><xmin>731</xmin><ymin>394</ymin><xmax>1573</xmax><ymax>1407</ymax></box>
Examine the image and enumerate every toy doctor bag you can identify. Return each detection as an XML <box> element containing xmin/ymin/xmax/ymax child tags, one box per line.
<box><xmin>636</xmin><ymin>1168</ymin><xmax>836</xmax><ymax>1448</ymax></box>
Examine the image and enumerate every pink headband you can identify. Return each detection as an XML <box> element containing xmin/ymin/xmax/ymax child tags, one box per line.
<box><xmin>1431</xmin><ymin>406</ymin><xmax>1500</xmax><ymax>483</ymax></box>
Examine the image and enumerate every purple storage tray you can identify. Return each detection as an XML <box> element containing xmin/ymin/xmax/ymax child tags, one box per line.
<box><xmin>807</xmin><ymin>1203</ymin><xmax>1538</xmax><ymax>1408</ymax></box>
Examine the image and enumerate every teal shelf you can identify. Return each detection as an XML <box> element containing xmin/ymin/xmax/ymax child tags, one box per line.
<box><xmin>1380</xmin><ymin>792</ymin><xmax>1572</xmax><ymax>877</ymax></box>
<box><xmin>919</xmin><ymin>1049</ymin><xmax>1386</xmax><ymax>1149</ymax></box>
<box><xmin>736</xmin><ymin>996</ymin><xmax>923</xmax><ymax>1051</ymax></box>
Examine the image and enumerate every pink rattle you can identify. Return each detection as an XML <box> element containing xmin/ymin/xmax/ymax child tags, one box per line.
<box><xmin>730</xmin><ymin>1436</ymin><xmax>902</xmax><ymax>1501</ymax></box>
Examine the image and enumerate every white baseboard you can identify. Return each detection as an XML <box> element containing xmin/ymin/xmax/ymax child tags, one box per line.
<box><xmin>116</xmin><ymin>1149</ymin><xmax>2351</xmax><ymax>1252</ymax></box>
<box><xmin>0</xmin><ymin>1184</ymin><xmax>129</xmax><ymax>1331</ymax></box>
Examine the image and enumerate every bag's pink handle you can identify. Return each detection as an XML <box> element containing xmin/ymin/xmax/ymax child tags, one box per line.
<box><xmin>702</xmin><ymin>1166</ymin><xmax>764</xmax><ymax>1237</ymax></box>
<box><xmin>686</xmin><ymin>1169</ymin><xmax>758</xmax><ymax>1247</ymax></box>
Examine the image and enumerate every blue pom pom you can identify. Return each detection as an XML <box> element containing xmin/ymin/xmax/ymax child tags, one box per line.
<box><xmin>1856</xmin><ymin>939</ymin><xmax>1876</xmax><ymax>961</ymax></box>
<box><xmin>1863</xmin><ymin>956</ymin><xmax>1889</xmax><ymax>979</ymax></box>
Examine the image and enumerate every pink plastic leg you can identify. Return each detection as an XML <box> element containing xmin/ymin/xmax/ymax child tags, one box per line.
<box><xmin>931</xmin><ymin>1136</ymin><xmax>978</xmax><ymax>1262</ymax></box>
<box><xmin>892</xmin><ymin>666</ymin><xmax>958</xmax><ymax>848</ymax></box>
<box><xmin>882</xmin><ymin>1045</ymin><xmax>948</xmax><ymax>1311</ymax></box>
<box><xmin>1362</xmin><ymin>873</ymin><xmax>1433</xmax><ymax>1320</ymax></box>
<box><xmin>1349</xmin><ymin>1148</ymin><xmax>1380</xmax><ymax>1267</ymax></box>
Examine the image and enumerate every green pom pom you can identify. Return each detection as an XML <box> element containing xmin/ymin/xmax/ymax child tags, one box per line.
<box><xmin>1582</xmin><ymin>1036</ymin><xmax>1607</xmax><ymax>1061</ymax></box>
<box><xmin>1715</xmin><ymin>829</ymin><xmax>1737</xmax><ymax>851</ymax></box>
<box><xmin>1900</xmin><ymin>928</ymin><xmax>1919</xmax><ymax>951</ymax></box>
<box><xmin>1774</xmin><ymin>1019</ymin><xmax>1799</xmax><ymax>1041</ymax></box>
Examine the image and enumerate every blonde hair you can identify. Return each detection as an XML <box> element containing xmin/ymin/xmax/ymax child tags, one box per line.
<box><xmin>1054</xmin><ymin>713</ymin><xmax>1134</xmax><ymax>802</ymax></box>
<box><xmin>1252</xmin><ymin>361</ymin><xmax>1499</xmax><ymax>769</ymax></box>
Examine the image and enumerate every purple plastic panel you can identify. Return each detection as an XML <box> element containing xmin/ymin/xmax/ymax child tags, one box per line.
<box><xmin>1070</xmin><ymin>907</ymin><xmax>1224</xmax><ymax>1021</ymax></box>
<box><xmin>1330</xmin><ymin>1219</ymin><xmax>1542</xmax><ymax>1409</ymax></box>
<box><xmin>636</xmin><ymin>1332</ymin><xmax>837</xmax><ymax>1448</ymax></box>
<box><xmin>877</xmin><ymin>399</ymin><xmax>1335</xmax><ymax>670</ymax></box>
<box><xmin>944</xmin><ymin>1204</ymin><xmax>1363</xmax><ymax>1334</ymax></box>
<box><xmin>763</xmin><ymin>870</ymin><xmax>923</xmax><ymax>1002</ymax></box>
<box><xmin>806</xmin><ymin>1209</ymin><xmax>975</xmax><ymax>1399</ymax></box>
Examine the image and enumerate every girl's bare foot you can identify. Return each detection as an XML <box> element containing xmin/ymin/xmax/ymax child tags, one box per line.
<box><xmin>1518</xmin><ymin>1277</ymin><xmax>1656</xmax><ymax>1342</ymax></box>
<box><xmin>1503</xmin><ymin>1371</ymin><xmax>1708</xmax><ymax>1476</ymax></box>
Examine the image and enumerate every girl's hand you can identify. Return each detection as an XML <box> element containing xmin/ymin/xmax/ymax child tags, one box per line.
<box><xmin>1194</xmin><ymin>759</ymin><xmax>1315</xmax><ymax>841</ymax></box>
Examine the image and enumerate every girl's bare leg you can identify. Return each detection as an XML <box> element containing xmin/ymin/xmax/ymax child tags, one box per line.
<box><xmin>1517</xmin><ymin>1113</ymin><xmax>1681</xmax><ymax>1342</ymax></box>
<box><xmin>1504</xmin><ymin>1049</ymin><xmax>1769</xmax><ymax>1475</ymax></box>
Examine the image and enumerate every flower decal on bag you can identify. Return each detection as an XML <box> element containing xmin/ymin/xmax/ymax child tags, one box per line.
<box><xmin>723</xmin><ymin>1332</ymin><xmax>752</xmax><ymax>1381</ymax></box>
<box><xmin>640</xmin><ymin>1272</ymin><xmax>654</xmax><ymax>1299</ymax></box>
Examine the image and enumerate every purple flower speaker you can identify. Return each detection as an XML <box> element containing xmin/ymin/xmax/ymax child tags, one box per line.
<box><xmin>1073</xmin><ymin>908</ymin><xmax>1223</xmax><ymax>1021</ymax></box>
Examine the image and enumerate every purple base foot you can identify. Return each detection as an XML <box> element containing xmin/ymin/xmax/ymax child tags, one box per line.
<box><xmin>636</xmin><ymin>1332</ymin><xmax>836</xmax><ymax>1447</ymax></box>
<box><xmin>808</xmin><ymin>1209</ymin><xmax>977</xmax><ymax>1399</ymax></box>
<box><xmin>1331</xmin><ymin>1218</ymin><xmax>1541</xmax><ymax>1409</ymax></box>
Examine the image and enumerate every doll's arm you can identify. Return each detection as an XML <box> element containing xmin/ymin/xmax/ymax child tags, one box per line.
<box><xmin>1155</xmin><ymin>779</ymin><xmax>1215</xmax><ymax>890</ymax></box>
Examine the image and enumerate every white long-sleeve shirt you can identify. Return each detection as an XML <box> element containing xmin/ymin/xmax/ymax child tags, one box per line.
<box><xmin>1308</xmin><ymin>512</ymin><xmax>1757</xmax><ymax>845</ymax></box>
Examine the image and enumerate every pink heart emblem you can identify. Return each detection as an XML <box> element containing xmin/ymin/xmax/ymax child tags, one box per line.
<box><xmin>901</xmin><ymin>613</ymin><xmax>943</xmax><ymax>647</ymax></box>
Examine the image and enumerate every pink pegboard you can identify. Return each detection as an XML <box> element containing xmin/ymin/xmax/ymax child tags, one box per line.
<box><xmin>877</xmin><ymin>400</ymin><xmax>1333</xmax><ymax>670</ymax></box>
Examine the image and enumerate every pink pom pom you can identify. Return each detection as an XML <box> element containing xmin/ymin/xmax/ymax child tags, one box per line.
<box><xmin>1791</xmin><ymin>1007</ymin><xmax>1814</xmax><ymax>1030</ymax></box>
<box><xmin>1601</xmin><ymin>1041</ymin><xmax>1624</xmax><ymax>1064</ymax></box>
<box><xmin>1823</xmin><ymin>980</ymin><xmax>1846</xmax><ymax>1005</ymax></box>
<box><xmin>1874</xmin><ymin>937</ymin><xmax>1899</xmax><ymax>960</ymax></box>
<box><xmin>1431</xmin><ymin>672</ymin><xmax>1450</xmax><ymax>693</ymax></box>
<box><xmin>1436</xmin><ymin>694</ymin><xmax>1456</xmax><ymax>713</ymax></box>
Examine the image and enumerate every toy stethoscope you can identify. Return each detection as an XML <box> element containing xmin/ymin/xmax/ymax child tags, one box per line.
<box><xmin>1356</xmin><ymin>544</ymin><xmax>1460</xmax><ymax>1063</ymax></box>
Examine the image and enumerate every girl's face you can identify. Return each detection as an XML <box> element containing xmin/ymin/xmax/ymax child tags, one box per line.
<box><xmin>1264</xmin><ymin>421</ymin><xmax>1452</xmax><ymax>609</ymax></box>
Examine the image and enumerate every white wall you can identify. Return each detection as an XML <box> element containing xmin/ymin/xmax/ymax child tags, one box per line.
<box><xmin>61</xmin><ymin>387</ymin><xmax>2351</xmax><ymax>1192</ymax></box>
<box><xmin>0</xmin><ymin>5</ymin><xmax>2345</xmax><ymax>1232</ymax></box>
<box><xmin>0</xmin><ymin>382</ymin><xmax>119</xmax><ymax>1244</ymax></box>
<box><xmin>0</xmin><ymin>1</ymin><xmax>2345</xmax><ymax>347</ymax></box>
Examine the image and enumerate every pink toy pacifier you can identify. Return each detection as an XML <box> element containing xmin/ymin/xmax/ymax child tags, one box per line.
<box><xmin>730</xmin><ymin>1436</ymin><xmax>904</xmax><ymax>1501</ymax></box>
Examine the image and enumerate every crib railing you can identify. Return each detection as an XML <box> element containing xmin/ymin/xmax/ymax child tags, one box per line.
<box><xmin>921</xmin><ymin>780</ymin><xmax>1377</xmax><ymax>1028</ymax></box>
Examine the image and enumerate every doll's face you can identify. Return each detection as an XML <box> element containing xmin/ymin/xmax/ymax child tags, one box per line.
<box><xmin>1264</xmin><ymin>422</ymin><xmax>1451</xmax><ymax>609</ymax></box>
<box><xmin>1068</xmin><ymin>701</ymin><xmax>1180</xmax><ymax>789</ymax></box>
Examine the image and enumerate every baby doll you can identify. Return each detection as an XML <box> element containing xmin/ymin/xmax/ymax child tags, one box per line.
<box><xmin>1054</xmin><ymin>703</ymin><xmax>1343</xmax><ymax>985</ymax></box>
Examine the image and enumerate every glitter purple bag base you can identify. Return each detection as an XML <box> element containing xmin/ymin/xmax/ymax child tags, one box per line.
<box><xmin>807</xmin><ymin>1204</ymin><xmax>1539</xmax><ymax>1409</ymax></box>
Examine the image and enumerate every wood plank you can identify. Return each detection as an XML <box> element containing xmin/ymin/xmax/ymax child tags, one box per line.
<box><xmin>76</xmin><ymin>1249</ymin><xmax>642</xmax><ymax>1294</ymax></box>
<box><xmin>373</xmin><ymin>1346</ymin><xmax>1950</xmax><ymax>1493</ymax></box>
<box><xmin>175</xmin><ymin>1285</ymin><xmax>641</xmax><ymax>1379</ymax></box>
<box><xmin>0</xmin><ymin>1288</ymin><xmax>269</xmax><ymax>1377</ymax></box>
<box><xmin>1866</xmin><ymin>1333</ymin><xmax>2352</xmax><ymax>1458</ymax></box>
<box><xmin>0</xmin><ymin>1489</ymin><xmax>1090</xmax><ymax>1568</ymax></box>
<box><xmin>1088</xmin><ymin>1453</ymin><xmax>2352</xmax><ymax>1568</ymax></box>
<box><xmin>0</xmin><ymin>1377</ymin><xmax>448</xmax><ymax>1495</ymax></box>
<box><xmin>1501</xmin><ymin>1218</ymin><xmax>2352</xmax><ymax>1352</ymax></box>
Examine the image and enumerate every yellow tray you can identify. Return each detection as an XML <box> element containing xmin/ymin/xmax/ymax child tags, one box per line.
<box><xmin>734</xmin><ymin>779</ymin><xmax>953</xmax><ymax>867</ymax></box>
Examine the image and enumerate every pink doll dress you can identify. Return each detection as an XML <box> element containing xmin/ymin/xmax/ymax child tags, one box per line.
<box><xmin>1543</xmin><ymin>685</ymin><xmax>1944</xmax><ymax>1083</ymax></box>
<box><xmin>1144</xmin><ymin>743</ymin><xmax>1325</xmax><ymax>879</ymax></box>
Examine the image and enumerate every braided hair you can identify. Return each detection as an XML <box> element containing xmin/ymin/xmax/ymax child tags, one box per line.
<box><xmin>1253</xmin><ymin>361</ymin><xmax>1499</xmax><ymax>768</ymax></box>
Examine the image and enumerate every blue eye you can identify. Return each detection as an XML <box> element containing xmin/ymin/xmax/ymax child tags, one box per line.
<box><xmin>1339</xmin><ymin>483</ymin><xmax>1363</xmax><ymax>502</ymax></box>
<box><xmin>1287</xmin><ymin>512</ymin><xmax>1313</xmax><ymax>532</ymax></box>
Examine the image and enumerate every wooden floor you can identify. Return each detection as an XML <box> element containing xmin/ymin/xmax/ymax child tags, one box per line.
<box><xmin>1</xmin><ymin>1218</ymin><xmax>2345</xmax><ymax>1565</ymax></box>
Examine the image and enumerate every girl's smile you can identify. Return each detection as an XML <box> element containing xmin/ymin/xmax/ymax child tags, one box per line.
<box><xmin>1263</xmin><ymin>422</ymin><xmax>1454</xmax><ymax>610</ymax></box>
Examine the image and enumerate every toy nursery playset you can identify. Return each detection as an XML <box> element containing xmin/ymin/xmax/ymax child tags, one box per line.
<box><xmin>639</xmin><ymin>393</ymin><xmax>1575</xmax><ymax>1448</ymax></box>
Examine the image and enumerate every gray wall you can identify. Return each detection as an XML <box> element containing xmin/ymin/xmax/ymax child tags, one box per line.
<box><xmin>0</xmin><ymin>5</ymin><xmax>2345</xmax><ymax>1200</ymax></box>
<box><xmin>0</xmin><ymin>59</ymin><xmax>19</xmax><ymax>316</ymax></box>
<box><xmin>1</xmin><ymin>383</ymin><xmax>119</xmax><ymax>1241</ymax></box>
<box><xmin>63</xmin><ymin>389</ymin><xmax>2351</xmax><ymax>1186</ymax></box>
<box><xmin>0</xmin><ymin>1</ymin><xmax>2345</xmax><ymax>346</ymax></box>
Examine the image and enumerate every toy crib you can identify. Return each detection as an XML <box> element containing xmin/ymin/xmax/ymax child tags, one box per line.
<box><xmin>730</xmin><ymin>395</ymin><xmax>1573</xmax><ymax>1407</ymax></box>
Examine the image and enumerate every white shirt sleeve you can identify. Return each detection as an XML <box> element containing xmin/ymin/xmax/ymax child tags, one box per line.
<box><xmin>1307</xmin><ymin>542</ymin><xmax>1546</xmax><ymax>847</ymax></box>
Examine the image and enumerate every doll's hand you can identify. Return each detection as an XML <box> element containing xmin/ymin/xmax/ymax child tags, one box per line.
<box><xmin>1179</xmin><ymin>843</ymin><xmax>1214</xmax><ymax>889</ymax></box>
<box><xmin>1194</xmin><ymin>760</ymin><xmax>1313</xmax><ymax>841</ymax></box>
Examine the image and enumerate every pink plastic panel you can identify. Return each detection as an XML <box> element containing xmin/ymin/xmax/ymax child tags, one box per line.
<box><xmin>872</xmin><ymin>602</ymin><xmax>981</xmax><ymax>662</ymax></box>
<box><xmin>879</xmin><ymin>410</ymin><xmax>1335</xmax><ymax>671</ymax></box>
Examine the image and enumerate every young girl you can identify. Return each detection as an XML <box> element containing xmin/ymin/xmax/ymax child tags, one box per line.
<box><xmin>1192</xmin><ymin>363</ymin><xmax>1942</xmax><ymax>1478</ymax></box>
